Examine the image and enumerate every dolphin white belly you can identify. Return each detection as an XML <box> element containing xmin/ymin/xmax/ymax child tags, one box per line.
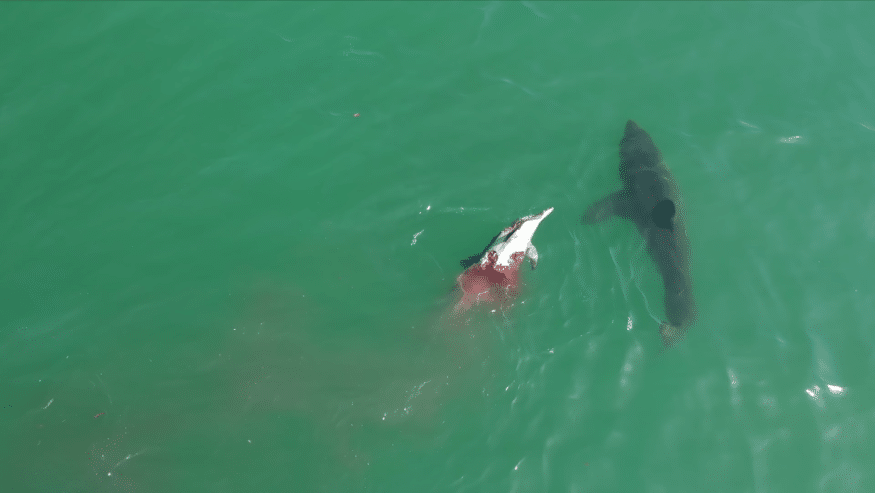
<box><xmin>453</xmin><ymin>207</ymin><xmax>553</xmax><ymax>314</ymax></box>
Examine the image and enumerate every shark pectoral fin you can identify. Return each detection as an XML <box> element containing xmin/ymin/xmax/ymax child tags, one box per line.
<box><xmin>581</xmin><ymin>190</ymin><xmax>632</xmax><ymax>224</ymax></box>
<box><xmin>526</xmin><ymin>243</ymin><xmax>539</xmax><ymax>270</ymax></box>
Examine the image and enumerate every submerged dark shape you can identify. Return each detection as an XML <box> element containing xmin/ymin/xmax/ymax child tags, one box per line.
<box><xmin>459</xmin><ymin>231</ymin><xmax>502</xmax><ymax>270</ymax></box>
<box><xmin>582</xmin><ymin>120</ymin><xmax>696</xmax><ymax>346</ymax></box>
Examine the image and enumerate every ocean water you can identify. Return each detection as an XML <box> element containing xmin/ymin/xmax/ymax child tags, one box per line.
<box><xmin>2</xmin><ymin>2</ymin><xmax>874</xmax><ymax>492</ymax></box>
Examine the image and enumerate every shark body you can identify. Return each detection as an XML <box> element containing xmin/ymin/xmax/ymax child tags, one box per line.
<box><xmin>582</xmin><ymin>121</ymin><xmax>696</xmax><ymax>346</ymax></box>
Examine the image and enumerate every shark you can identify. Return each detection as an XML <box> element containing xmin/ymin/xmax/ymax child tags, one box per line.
<box><xmin>582</xmin><ymin>120</ymin><xmax>696</xmax><ymax>346</ymax></box>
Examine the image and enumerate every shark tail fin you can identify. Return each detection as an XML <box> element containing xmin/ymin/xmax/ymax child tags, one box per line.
<box><xmin>659</xmin><ymin>322</ymin><xmax>686</xmax><ymax>348</ymax></box>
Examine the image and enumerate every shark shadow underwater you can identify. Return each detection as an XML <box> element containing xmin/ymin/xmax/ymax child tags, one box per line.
<box><xmin>581</xmin><ymin>120</ymin><xmax>696</xmax><ymax>346</ymax></box>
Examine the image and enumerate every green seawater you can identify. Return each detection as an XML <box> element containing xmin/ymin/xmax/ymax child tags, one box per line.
<box><xmin>2</xmin><ymin>2</ymin><xmax>874</xmax><ymax>492</ymax></box>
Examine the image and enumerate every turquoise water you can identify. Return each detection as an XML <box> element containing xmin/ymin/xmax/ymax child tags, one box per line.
<box><xmin>2</xmin><ymin>2</ymin><xmax>874</xmax><ymax>491</ymax></box>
